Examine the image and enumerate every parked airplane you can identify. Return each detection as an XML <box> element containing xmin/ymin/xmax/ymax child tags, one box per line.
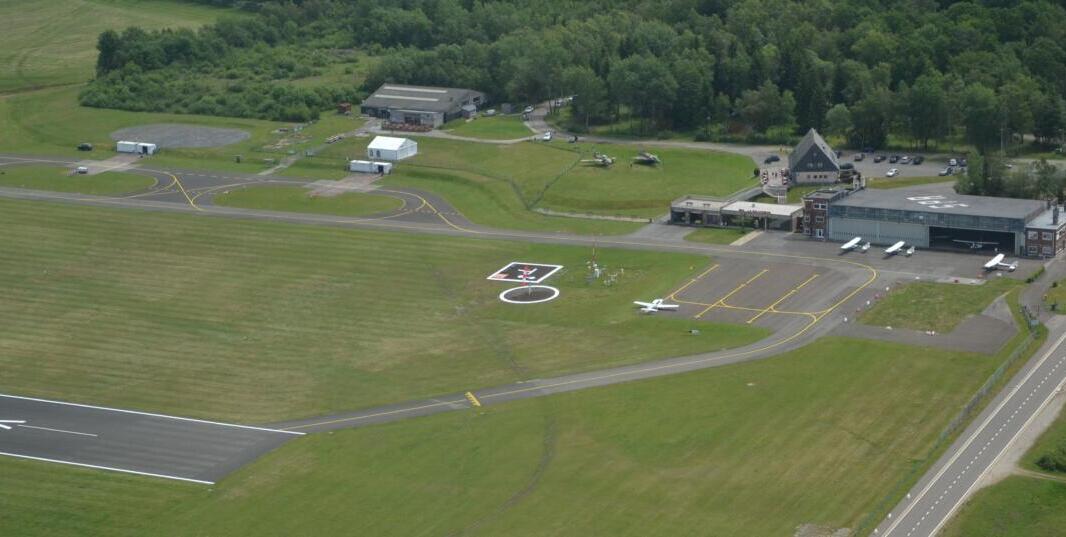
<box><xmin>953</xmin><ymin>239</ymin><xmax>999</xmax><ymax>250</ymax></box>
<box><xmin>884</xmin><ymin>241</ymin><xmax>906</xmax><ymax>255</ymax></box>
<box><xmin>581</xmin><ymin>153</ymin><xmax>615</xmax><ymax>167</ymax></box>
<box><xmin>840</xmin><ymin>237</ymin><xmax>863</xmax><ymax>251</ymax></box>
<box><xmin>905</xmin><ymin>246</ymin><xmax>915</xmax><ymax>256</ymax></box>
<box><xmin>632</xmin><ymin>152</ymin><xmax>661</xmax><ymax>166</ymax></box>
<box><xmin>634</xmin><ymin>299</ymin><xmax>680</xmax><ymax>313</ymax></box>
<box><xmin>861</xmin><ymin>242</ymin><xmax>871</xmax><ymax>252</ymax></box>
<box><xmin>983</xmin><ymin>253</ymin><xmax>1018</xmax><ymax>272</ymax></box>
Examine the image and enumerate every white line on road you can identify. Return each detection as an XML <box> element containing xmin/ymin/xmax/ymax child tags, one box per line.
<box><xmin>0</xmin><ymin>394</ymin><xmax>304</xmax><ymax>436</ymax></box>
<box><xmin>17</xmin><ymin>424</ymin><xmax>98</xmax><ymax>437</ymax></box>
<box><xmin>0</xmin><ymin>451</ymin><xmax>214</xmax><ymax>485</ymax></box>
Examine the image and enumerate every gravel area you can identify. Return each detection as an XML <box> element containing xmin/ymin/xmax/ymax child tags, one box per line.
<box><xmin>110</xmin><ymin>123</ymin><xmax>250</xmax><ymax>148</ymax></box>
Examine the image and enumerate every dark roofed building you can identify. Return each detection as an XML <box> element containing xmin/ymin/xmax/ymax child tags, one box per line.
<box><xmin>360</xmin><ymin>84</ymin><xmax>487</xmax><ymax>128</ymax></box>
<box><xmin>789</xmin><ymin>129</ymin><xmax>840</xmax><ymax>184</ymax></box>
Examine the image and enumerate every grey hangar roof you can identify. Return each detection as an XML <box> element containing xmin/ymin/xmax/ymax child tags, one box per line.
<box><xmin>831</xmin><ymin>188</ymin><xmax>1047</xmax><ymax>221</ymax></box>
<box><xmin>361</xmin><ymin>84</ymin><xmax>483</xmax><ymax>114</ymax></box>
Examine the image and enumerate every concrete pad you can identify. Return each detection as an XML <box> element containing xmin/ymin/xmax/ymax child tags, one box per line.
<box><xmin>73</xmin><ymin>154</ymin><xmax>141</xmax><ymax>175</ymax></box>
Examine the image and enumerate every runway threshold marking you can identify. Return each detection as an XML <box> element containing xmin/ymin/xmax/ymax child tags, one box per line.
<box><xmin>695</xmin><ymin>269</ymin><xmax>769</xmax><ymax>319</ymax></box>
<box><xmin>745</xmin><ymin>273</ymin><xmax>820</xmax><ymax>324</ymax></box>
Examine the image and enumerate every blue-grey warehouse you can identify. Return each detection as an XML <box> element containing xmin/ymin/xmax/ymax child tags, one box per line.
<box><xmin>803</xmin><ymin>187</ymin><xmax>1066</xmax><ymax>258</ymax></box>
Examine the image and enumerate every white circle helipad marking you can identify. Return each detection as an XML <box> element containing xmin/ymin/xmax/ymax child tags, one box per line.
<box><xmin>499</xmin><ymin>285</ymin><xmax>560</xmax><ymax>304</ymax></box>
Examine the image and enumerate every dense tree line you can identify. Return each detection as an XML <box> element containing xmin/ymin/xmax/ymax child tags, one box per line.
<box><xmin>84</xmin><ymin>0</ymin><xmax>1066</xmax><ymax>150</ymax></box>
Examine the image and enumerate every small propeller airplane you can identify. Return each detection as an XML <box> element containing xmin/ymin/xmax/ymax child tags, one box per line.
<box><xmin>634</xmin><ymin>298</ymin><xmax>679</xmax><ymax>314</ymax></box>
<box><xmin>632</xmin><ymin>151</ymin><xmax>661</xmax><ymax>166</ymax></box>
<box><xmin>954</xmin><ymin>239</ymin><xmax>999</xmax><ymax>250</ymax></box>
<box><xmin>884</xmin><ymin>241</ymin><xmax>906</xmax><ymax>255</ymax></box>
<box><xmin>983</xmin><ymin>253</ymin><xmax>1017</xmax><ymax>272</ymax></box>
<box><xmin>840</xmin><ymin>236</ymin><xmax>863</xmax><ymax>251</ymax></box>
<box><xmin>580</xmin><ymin>153</ymin><xmax>615</xmax><ymax>167</ymax></box>
<box><xmin>0</xmin><ymin>420</ymin><xmax>26</xmax><ymax>430</ymax></box>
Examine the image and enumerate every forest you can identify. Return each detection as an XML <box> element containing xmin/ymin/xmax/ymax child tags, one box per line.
<box><xmin>82</xmin><ymin>0</ymin><xmax>1066</xmax><ymax>153</ymax></box>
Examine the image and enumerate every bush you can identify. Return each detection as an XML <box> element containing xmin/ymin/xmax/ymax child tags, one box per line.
<box><xmin>1036</xmin><ymin>446</ymin><xmax>1066</xmax><ymax>473</ymax></box>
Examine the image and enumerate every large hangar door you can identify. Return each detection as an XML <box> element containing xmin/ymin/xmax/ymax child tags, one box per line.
<box><xmin>929</xmin><ymin>226</ymin><xmax>1016</xmax><ymax>252</ymax></box>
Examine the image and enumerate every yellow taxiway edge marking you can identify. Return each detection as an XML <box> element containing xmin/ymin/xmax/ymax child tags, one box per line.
<box><xmin>168</xmin><ymin>173</ymin><xmax>201</xmax><ymax>211</ymax></box>
<box><xmin>746</xmin><ymin>273</ymin><xmax>820</xmax><ymax>324</ymax></box>
<box><xmin>464</xmin><ymin>391</ymin><xmax>482</xmax><ymax>407</ymax></box>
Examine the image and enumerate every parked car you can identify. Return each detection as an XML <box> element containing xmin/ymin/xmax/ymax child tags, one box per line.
<box><xmin>840</xmin><ymin>162</ymin><xmax>855</xmax><ymax>170</ymax></box>
<box><xmin>853</xmin><ymin>153</ymin><xmax>865</xmax><ymax>161</ymax></box>
<box><xmin>886</xmin><ymin>168</ymin><xmax>900</xmax><ymax>177</ymax></box>
<box><xmin>938</xmin><ymin>168</ymin><xmax>951</xmax><ymax>176</ymax></box>
<box><xmin>862</xmin><ymin>146</ymin><xmax>875</xmax><ymax>153</ymax></box>
<box><xmin>912</xmin><ymin>155</ymin><xmax>924</xmax><ymax>164</ymax></box>
<box><xmin>523</xmin><ymin>105</ymin><xmax>535</xmax><ymax>114</ymax></box>
<box><xmin>763</xmin><ymin>155</ymin><xmax>780</xmax><ymax>164</ymax></box>
<box><xmin>484</xmin><ymin>109</ymin><xmax>497</xmax><ymax>116</ymax></box>
<box><xmin>948</xmin><ymin>158</ymin><xmax>957</xmax><ymax>167</ymax></box>
<box><xmin>835</xmin><ymin>150</ymin><xmax>843</xmax><ymax>158</ymax></box>
<box><xmin>889</xmin><ymin>155</ymin><xmax>900</xmax><ymax>163</ymax></box>
<box><xmin>900</xmin><ymin>156</ymin><xmax>911</xmax><ymax>164</ymax></box>
<box><xmin>77</xmin><ymin>143</ymin><xmax>93</xmax><ymax>151</ymax></box>
<box><xmin>75</xmin><ymin>166</ymin><xmax>89</xmax><ymax>174</ymax></box>
<box><xmin>873</xmin><ymin>155</ymin><xmax>886</xmax><ymax>163</ymax></box>
<box><xmin>542</xmin><ymin>130</ymin><xmax>553</xmax><ymax>141</ymax></box>
<box><xmin>959</xmin><ymin>158</ymin><xmax>968</xmax><ymax>167</ymax></box>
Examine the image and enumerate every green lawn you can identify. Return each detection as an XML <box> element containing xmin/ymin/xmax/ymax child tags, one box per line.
<box><xmin>683</xmin><ymin>227</ymin><xmax>751</xmax><ymax>245</ymax></box>
<box><xmin>213</xmin><ymin>185</ymin><xmax>402</xmax><ymax>217</ymax></box>
<box><xmin>0</xmin><ymin>338</ymin><xmax>1005</xmax><ymax>537</ymax></box>
<box><xmin>1043</xmin><ymin>279</ymin><xmax>1066</xmax><ymax>313</ymax></box>
<box><xmin>0</xmin><ymin>198</ymin><xmax>764</xmax><ymax>422</ymax></box>
<box><xmin>941</xmin><ymin>476</ymin><xmax>1066</xmax><ymax>537</ymax></box>
<box><xmin>0</xmin><ymin>165</ymin><xmax>155</xmax><ymax>195</ymax></box>
<box><xmin>0</xmin><ymin>86</ymin><xmax>287</xmax><ymax>172</ymax></box>
<box><xmin>0</xmin><ymin>0</ymin><xmax>236</xmax><ymax>93</ymax></box>
<box><xmin>866</xmin><ymin>176</ymin><xmax>954</xmax><ymax>189</ymax></box>
<box><xmin>445</xmin><ymin>115</ymin><xmax>532</xmax><ymax>140</ymax></box>
<box><xmin>861</xmin><ymin>279</ymin><xmax>1018</xmax><ymax>333</ymax></box>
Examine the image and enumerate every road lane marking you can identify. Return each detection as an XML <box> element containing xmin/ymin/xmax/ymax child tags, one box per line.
<box><xmin>17</xmin><ymin>424</ymin><xmax>97</xmax><ymax>437</ymax></box>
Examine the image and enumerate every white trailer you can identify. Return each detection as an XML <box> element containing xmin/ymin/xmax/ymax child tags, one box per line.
<box><xmin>116</xmin><ymin>141</ymin><xmax>158</xmax><ymax>155</ymax></box>
<box><xmin>348</xmin><ymin>160</ymin><xmax>393</xmax><ymax>174</ymax></box>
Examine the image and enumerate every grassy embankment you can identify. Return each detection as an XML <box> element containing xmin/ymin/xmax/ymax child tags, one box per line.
<box><xmin>861</xmin><ymin>278</ymin><xmax>1020</xmax><ymax>333</ymax></box>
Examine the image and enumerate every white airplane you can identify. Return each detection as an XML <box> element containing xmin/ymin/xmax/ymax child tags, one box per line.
<box><xmin>840</xmin><ymin>237</ymin><xmax>863</xmax><ymax>251</ymax></box>
<box><xmin>884</xmin><ymin>241</ymin><xmax>906</xmax><ymax>255</ymax></box>
<box><xmin>861</xmin><ymin>242</ymin><xmax>871</xmax><ymax>252</ymax></box>
<box><xmin>954</xmin><ymin>239</ymin><xmax>999</xmax><ymax>250</ymax></box>
<box><xmin>983</xmin><ymin>253</ymin><xmax>1017</xmax><ymax>272</ymax></box>
<box><xmin>634</xmin><ymin>299</ymin><xmax>680</xmax><ymax>314</ymax></box>
<box><xmin>905</xmin><ymin>245</ymin><xmax>915</xmax><ymax>256</ymax></box>
<box><xmin>0</xmin><ymin>420</ymin><xmax>26</xmax><ymax>431</ymax></box>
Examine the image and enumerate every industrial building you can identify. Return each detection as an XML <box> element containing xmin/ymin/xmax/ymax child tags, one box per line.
<box><xmin>788</xmin><ymin>129</ymin><xmax>840</xmax><ymax>184</ymax></box>
<box><xmin>803</xmin><ymin>187</ymin><xmax>1066</xmax><ymax>257</ymax></box>
<box><xmin>360</xmin><ymin>84</ymin><xmax>487</xmax><ymax>128</ymax></box>
<box><xmin>670</xmin><ymin>195</ymin><xmax>803</xmax><ymax>231</ymax></box>
<box><xmin>367</xmin><ymin>136</ymin><xmax>418</xmax><ymax>161</ymax></box>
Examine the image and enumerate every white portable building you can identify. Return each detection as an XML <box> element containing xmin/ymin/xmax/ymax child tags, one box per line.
<box><xmin>366</xmin><ymin>136</ymin><xmax>417</xmax><ymax>161</ymax></box>
<box><xmin>116</xmin><ymin>141</ymin><xmax>158</xmax><ymax>155</ymax></box>
<box><xmin>348</xmin><ymin>160</ymin><xmax>393</xmax><ymax>174</ymax></box>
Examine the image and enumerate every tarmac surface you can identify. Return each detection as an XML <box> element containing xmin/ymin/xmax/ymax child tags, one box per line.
<box><xmin>110</xmin><ymin>123</ymin><xmax>251</xmax><ymax>148</ymax></box>
<box><xmin>0</xmin><ymin>394</ymin><xmax>300</xmax><ymax>484</ymax></box>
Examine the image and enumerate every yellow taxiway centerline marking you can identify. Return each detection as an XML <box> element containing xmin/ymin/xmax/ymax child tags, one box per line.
<box><xmin>668</xmin><ymin>264</ymin><xmax>720</xmax><ymax>300</ymax></box>
<box><xmin>746</xmin><ymin>273</ymin><xmax>820</xmax><ymax>324</ymax></box>
<box><xmin>695</xmin><ymin>268</ymin><xmax>769</xmax><ymax>319</ymax></box>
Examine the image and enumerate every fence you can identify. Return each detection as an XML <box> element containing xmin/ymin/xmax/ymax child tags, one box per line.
<box><xmin>854</xmin><ymin>302</ymin><xmax>1040</xmax><ymax>535</ymax></box>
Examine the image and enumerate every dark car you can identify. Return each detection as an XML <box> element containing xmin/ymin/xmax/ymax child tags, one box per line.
<box><xmin>912</xmin><ymin>155</ymin><xmax>924</xmax><ymax>165</ymax></box>
<box><xmin>889</xmin><ymin>155</ymin><xmax>900</xmax><ymax>163</ymax></box>
<box><xmin>77</xmin><ymin>143</ymin><xmax>93</xmax><ymax>151</ymax></box>
<box><xmin>763</xmin><ymin>155</ymin><xmax>780</xmax><ymax>164</ymax></box>
<box><xmin>873</xmin><ymin>155</ymin><xmax>886</xmax><ymax>163</ymax></box>
<box><xmin>959</xmin><ymin>158</ymin><xmax>968</xmax><ymax>167</ymax></box>
<box><xmin>835</xmin><ymin>150</ymin><xmax>843</xmax><ymax>158</ymax></box>
<box><xmin>862</xmin><ymin>146</ymin><xmax>875</xmax><ymax>153</ymax></box>
<box><xmin>840</xmin><ymin>162</ymin><xmax>855</xmax><ymax>170</ymax></box>
<box><xmin>853</xmin><ymin>153</ymin><xmax>865</xmax><ymax>162</ymax></box>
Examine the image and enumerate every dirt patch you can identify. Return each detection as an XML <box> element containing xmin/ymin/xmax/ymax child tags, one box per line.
<box><xmin>110</xmin><ymin>123</ymin><xmax>250</xmax><ymax>148</ymax></box>
<box><xmin>306</xmin><ymin>175</ymin><xmax>381</xmax><ymax>197</ymax></box>
<box><xmin>793</xmin><ymin>523</ymin><xmax>851</xmax><ymax>537</ymax></box>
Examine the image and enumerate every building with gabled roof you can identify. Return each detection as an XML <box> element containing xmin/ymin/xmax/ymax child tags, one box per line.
<box><xmin>360</xmin><ymin>84</ymin><xmax>487</xmax><ymax>128</ymax></box>
<box><xmin>788</xmin><ymin>129</ymin><xmax>840</xmax><ymax>184</ymax></box>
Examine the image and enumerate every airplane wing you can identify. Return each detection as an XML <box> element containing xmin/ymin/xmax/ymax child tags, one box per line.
<box><xmin>841</xmin><ymin>237</ymin><xmax>861</xmax><ymax>250</ymax></box>
<box><xmin>633</xmin><ymin>301</ymin><xmax>655</xmax><ymax>308</ymax></box>
<box><xmin>655</xmin><ymin>304</ymin><xmax>680</xmax><ymax>310</ymax></box>
<box><xmin>885</xmin><ymin>241</ymin><xmax>904</xmax><ymax>253</ymax></box>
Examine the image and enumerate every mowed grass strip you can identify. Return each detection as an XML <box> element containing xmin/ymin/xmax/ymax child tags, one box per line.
<box><xmin>0</xmin><ymin>165</ymin><xmax>155</xmax><ymax>195</ymax></box>
<box><xmin>940</xmin><ymin>476</ymin><xmax>1066</xmax><ymax>537</ymax></box>
<box><xmin>213</xmin><ymin>185</ymin><xmax>403</xmax><ymax>217</ymax></box>
<box><xmin>861</xmin><ymin>279</ymin><xmax>1019</xmax><ymax>333</ymax></box>
<box><xmin>0</xmin><ymin>338</ymin><xmax>1003</xmax><ymax>537</ymax></box>
<box><xmin>683</xmin><ymin>227</ymin><xmax>751</xmax><ymax>245</ymax></box>
<box><xmin>866</xmin><ymin>176</ymin><xmax>955</xmax><ymax>189</ymax></box>
<box><xmin>0</xmin><ymin>198</ymin><xmax>764</xmax><ymax>422</ymax></box>
<box><xmin>445</xmin><ymin>115</ymin><xmax>532</xmax><ymax>140</ymax></box>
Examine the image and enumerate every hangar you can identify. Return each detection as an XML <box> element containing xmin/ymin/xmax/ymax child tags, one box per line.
<box><xmin>803</xmin><ymin>187</ymin><xmax>1066</xmax><ymax>257</ymax></box>
<box><xmin>360</xmin><ymin>84</ymin><xmax>487</xmax><ymax>128</ymax></box>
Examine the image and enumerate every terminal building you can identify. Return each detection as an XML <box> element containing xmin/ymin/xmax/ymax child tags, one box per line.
<box><xmin>803</xmin><ymin>188</ymin><xmax>1066</xmax><ymax>258</ymax></box>
<box><xmin>360</xmin><ymin>84</ymin><xmax>487</xmax><ymax>127</ymax></box>
<box><xmin>670</xmin><ymin>196</ymin><xmax>803</xmax><ymax>231</ymax></box>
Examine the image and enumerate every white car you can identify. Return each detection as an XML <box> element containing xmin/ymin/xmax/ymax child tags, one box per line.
<box><xmin>75</xmin><ymin>166</ymin><xmax>89</xmax><ymax>174</ymax></box>
<box><xmin>948</xmin><ymin>158</ymin><xmax>958</xmax><ymax>167</ymax></box>
<box><xmin>900</xmin><ymin>156</ymin><xmax>910</xmax><ymax>164</ymax></box>
<box><xmin>886</xmin><ymin>168</ymin><xmax>900</xmax><ymax>177</ymax></box>
<box><xmin>523</xmin><ymin>105</ymin><xmax>535</xmax><ymax>114</ymax></box>
<box><xmin>542</xmin><ymin>130</ymin><xmax>553</xmax><ymax>142</ymax></box>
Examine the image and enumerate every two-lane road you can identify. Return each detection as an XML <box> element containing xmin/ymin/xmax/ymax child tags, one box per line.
<box><xmin>875</xmin><ymin>316</ymin><xmax>1066</xmax><ymax>537</ymax></box>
